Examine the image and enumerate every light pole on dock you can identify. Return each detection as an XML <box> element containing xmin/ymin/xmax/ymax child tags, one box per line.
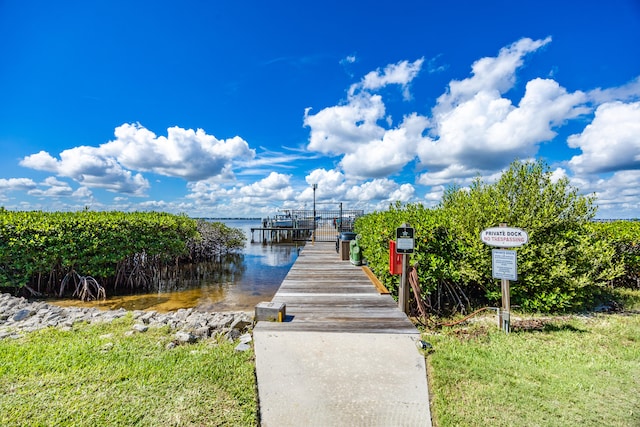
<box><xmin>312</xmin><ymin>183</ymin><xmax>318</xmax><ymax>233</ymax></box>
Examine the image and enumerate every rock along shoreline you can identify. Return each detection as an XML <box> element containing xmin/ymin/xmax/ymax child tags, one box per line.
<box><xmin>0</xmin><ymin>293</ymin><xmax>254</xmax><ymax>349</ymax></box>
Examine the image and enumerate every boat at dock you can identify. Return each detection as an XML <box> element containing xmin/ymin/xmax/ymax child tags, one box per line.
<box><xmin>267</xmin><ymin>214</ymin><xmax>294</xmax><ymax>228</ymax></box>
<box><xmin>253</xmin><ymin>207</ymin><xmax>364</xmax><ymax>244</ymax></box>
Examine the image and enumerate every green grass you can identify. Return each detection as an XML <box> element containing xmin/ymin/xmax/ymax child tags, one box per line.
<box><xmin>426</xmin><ymin>313</ymin><xmax>640</xmax><ymax>427</ymax></box>
<box><xmin>0</xmin><ymin>315</ymin><xmax>257</xmax><ymax>426</ymax></box>
<box><xmin>3</xmin><ymin>290</ymin><xmax>639</xmax><ymax>427</ymax></box>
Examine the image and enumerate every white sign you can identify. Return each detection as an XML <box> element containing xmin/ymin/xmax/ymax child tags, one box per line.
<box><xmin>396</xmin><ymin>226</ymin><xmax>415</xmax><ymax>253</ymax></box>
<box><xmin>492</xmin><ymin>249</ymin><xmax>517</xmax><ymax>281</ymax></box>
<box><xmin>480</xmin><ymin>227</ymin><xmax>528</xmax><ymax>247</ymax></box>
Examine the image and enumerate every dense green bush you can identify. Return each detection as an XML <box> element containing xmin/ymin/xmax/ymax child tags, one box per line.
<box><xmin>0</xmin><ymin>210</ymin><xmax>244</xmax><ymax>298</ymax></box>
<box><xmin>187</xmin><ymin>220</ymin><xmax>246</xmax><ymax>262</ymax></box>
<box><xmin>355</xmin><ymin>203</ymin><xmax>464</xmax><ymax>313</ymax></box>
<box><xmin>356</xmin><ymin>160</ymin><xmax>629</xmax><ymax>314</ymax></box>
<box><xmin>587</xmin><ymin>221</ymin><xmax>640</xmax><ymax>289</ymax></box>
<box><xmin>440</xmin><ymin>160</ymin><xmax>621</xmax><ymax>311</ymax></box>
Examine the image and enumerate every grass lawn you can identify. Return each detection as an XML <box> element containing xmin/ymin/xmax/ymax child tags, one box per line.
<box><xmin>425</xmin><ymin>312</ymin><xmax>640</xmax><ymax>427</ymax></box>
<box><xmin>2</xmin><ymin>294</ymin><xmax>639</xmax><ymax>427</ymax></box>
<box><xmin>0</xmin><ymin>315</ymin><xmax>258</xmax><ymax>426</ymax></box>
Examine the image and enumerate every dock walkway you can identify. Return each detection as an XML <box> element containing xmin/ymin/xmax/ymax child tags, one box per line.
<box><xmin>254</xmin><ymin>242</ymin><xmax>432</xmax><ymax>426</ymax></box>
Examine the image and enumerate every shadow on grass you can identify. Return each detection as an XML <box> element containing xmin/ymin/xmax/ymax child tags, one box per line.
<box><xmin>512</xmin><ymin>318</ymin><xmax>587</xmax><ymax>333</ymax></box>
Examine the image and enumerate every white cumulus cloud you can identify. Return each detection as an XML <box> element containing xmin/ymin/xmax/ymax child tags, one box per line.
<box><xmin>304</xmin><ymin>58</ymin><xmax>427</xmax><ymax>179</ymax></box>
<box><xmin>357</xmin><ymin>58</ymin><xmax>424</xmax><ymax>100</ymax></box>
<box><xmin>105</xmin><ymin>123</ymin><xmax>255</xmax><ymax>181</ymax></box>
<box><xmin>434</xmin><ymin>37</ymin><xmax>552</xmax><ymax>114</ymax></box>
<box><xmin>417</xmin><ymin>37</ymin><xmax>586</xmax><ymax>182</ymax></box>
<box><xmin>345</xmin><ymin>179</ymin><xmax>415</xmax><ymax>202</ymax></box>
<box><xmin>340</xmin><ymin>113</ymin><xmax>427</xmax><ymax>178</ymax></box>
<box><xmin>0</xmin><ymin>178</ymin><xmax>37</xmax><ymax>191</ymax></box>
<box><xmin>20</xmin><ymin>123</ymin><xmax>255</xmax><ymax>196</ymax></box>
<box><xmin>301</xmin><ymin>169</ymin><xmax>351</xmax><ymax>201</ymax></box>
<box><xmin>305</xmin><ymin>38</ymin><xmax>580</xmax><ymax>184</ymax></box>
<box><xmin>20</xmin><ymin>148</ymin><xmax>150</xmax><ymax>195</ymax></box>
<box><xmin>568</xmin><ymin>101</ymin><xmax>640</xmax><ymax>174</ymax></box>
<box><xmin>304</xmin><ymin>94</ymin><xmax>387</xmax><ymax>155</ymax></box>
<box><xmin>239</xmin><ymin>172</ymin><xmax>295</xmax><ymax>200</ymax></box>
<box><xmin>27</xmin><ymin>177</ymin><xmax>74</xmax><ymax>197</ymax></box>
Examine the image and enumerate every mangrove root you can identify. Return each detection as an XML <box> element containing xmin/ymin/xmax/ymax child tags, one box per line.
<box><xmin>60</xmin><ymin>271</ymin><xmax>106</xmax><ymax>301</ymax></box>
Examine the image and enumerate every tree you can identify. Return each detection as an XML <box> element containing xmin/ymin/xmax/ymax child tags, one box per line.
<box><xmin>440</xmin><ymin>159</ymin><xmax>620</xmax><ymax>311</ymax></box>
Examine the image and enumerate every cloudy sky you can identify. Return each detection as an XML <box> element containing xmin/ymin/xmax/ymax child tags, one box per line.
<box><xmin>1</xmin><ymin>1</ymin><xmax>639</xmax><ymax>218</ymax></box>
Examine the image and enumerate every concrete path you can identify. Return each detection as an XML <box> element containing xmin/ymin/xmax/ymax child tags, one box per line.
<box><xmin>253</xmin><ymin>242</ymin><xmax>432</xmax><ymax>426</ymax></box>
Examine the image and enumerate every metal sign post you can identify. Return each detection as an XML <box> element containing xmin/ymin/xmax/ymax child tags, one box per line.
<box><xmin>396</xmin><ymin>223</ymin><xmax>414</xmax><ymax>314</ymax></box>
<box><xmin>481</xmin><ymin>223</ymin><xmax>529</xmax><ymax>333</ymax></box>
<box><xmin>499</xmin><ymin>223</ymin><xmax>511</xmax><ymax>333</ymax></box>
<box><xmin>400</xmin><ymin>253</ymin><xmax>408</xmax><ymax>313</ymax></box>
<box><xmin>491</xmin><ymin>247</ymin><xmax>517</xmax><ymax>331</ymax></box>
<box><xmin>501</xmin><ymin>278</ymin><xmax>511</xmax><ymax>333</ymax></box>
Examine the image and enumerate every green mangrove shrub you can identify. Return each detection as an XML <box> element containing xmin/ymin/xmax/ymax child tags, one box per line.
<box><xmin>0</xmin><ymin>210</ymin><xmax>244</xmax><ymax>299</ymax></box>
<box><xmin>187</xmin><ymin>220</ymin><xmax>246</xmax><ymax>262</ymax></box>
<box><xmin>587</xmin><ymin>220</ymin><xmax>640</xmax><ymax>289</ymax></box>
<box><xmin>356</xmin><ymin>160</ymin><xmax>626</xmax><ymax>314</ymax></box>
<box><xmin>355</xmin><ymin>203</ymin><xmax>466</xmax><ymax>314</ymax></box>
<box><xmin>440</xmin><ymin>160</ymin><xmax>621</xmax><ymax>311</ymax></box>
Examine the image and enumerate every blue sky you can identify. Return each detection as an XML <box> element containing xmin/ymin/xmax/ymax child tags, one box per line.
<box><xmin>1</xmin><ymin>0</ymin><xmax>639</xmax><ymax>218</ymax></box>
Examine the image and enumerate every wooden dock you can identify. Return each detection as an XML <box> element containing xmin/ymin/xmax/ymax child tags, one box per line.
<box><xmin>254</xmin><ymin>241</ymin><xmax>417</xmax><ymax>334</ymax></box>
<box><xmin>253</xmin><ymin>241</ymin><xmax>431</xmax><ymax>426</ymax></box>
<box><xmin>250</xmin><ymin>227</ymin><xmax>314</xmax><ymax>243</ymax></box>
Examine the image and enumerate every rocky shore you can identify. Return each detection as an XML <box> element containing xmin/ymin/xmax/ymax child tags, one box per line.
<box><xmin>0</xmin><ymin>293</ymin><xmax>254</xmax><ymax>349</ymax></box>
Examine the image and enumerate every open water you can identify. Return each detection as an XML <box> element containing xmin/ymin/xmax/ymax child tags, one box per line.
<box><xmin>51</xmin><ymin>219</ymin><xmax>302</xmax><ymax>313</ymax></box>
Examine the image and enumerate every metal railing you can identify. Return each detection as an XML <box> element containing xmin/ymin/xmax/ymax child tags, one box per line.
<box><xmin>290</xmin><ymin>209</ymin><xmax>364</xmax><ymax>242</ymax></box>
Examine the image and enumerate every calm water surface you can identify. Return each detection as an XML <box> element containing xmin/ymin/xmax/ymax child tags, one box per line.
<box><xmin>51</xmin><ymin>220</ymin><xmax>302</xmax><ymax>312</ymax></box>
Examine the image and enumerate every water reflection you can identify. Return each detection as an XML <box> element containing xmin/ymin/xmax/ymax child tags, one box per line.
<box><xmin>50</xmin><ymin>220</ymin><xmax>303</xmax><ymax>312</ymax></box>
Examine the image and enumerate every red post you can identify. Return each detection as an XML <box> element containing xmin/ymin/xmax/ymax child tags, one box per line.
<box><xmin>389</xmin><ymin>240</ymin><xmax>403</xmax><ymax>275</ymax></box>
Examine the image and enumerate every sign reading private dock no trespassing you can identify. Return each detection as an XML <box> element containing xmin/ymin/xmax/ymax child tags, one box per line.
<box><xmin>480</xmin><ymin>227</ymin><xmax>528</xmax><ymax>248</ymax></box>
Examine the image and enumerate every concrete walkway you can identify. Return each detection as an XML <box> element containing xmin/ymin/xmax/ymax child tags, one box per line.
<box><xmin>253</xmin><ymin>242</ymin><xmax>432</xmax><ymax>426</ymax></box>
